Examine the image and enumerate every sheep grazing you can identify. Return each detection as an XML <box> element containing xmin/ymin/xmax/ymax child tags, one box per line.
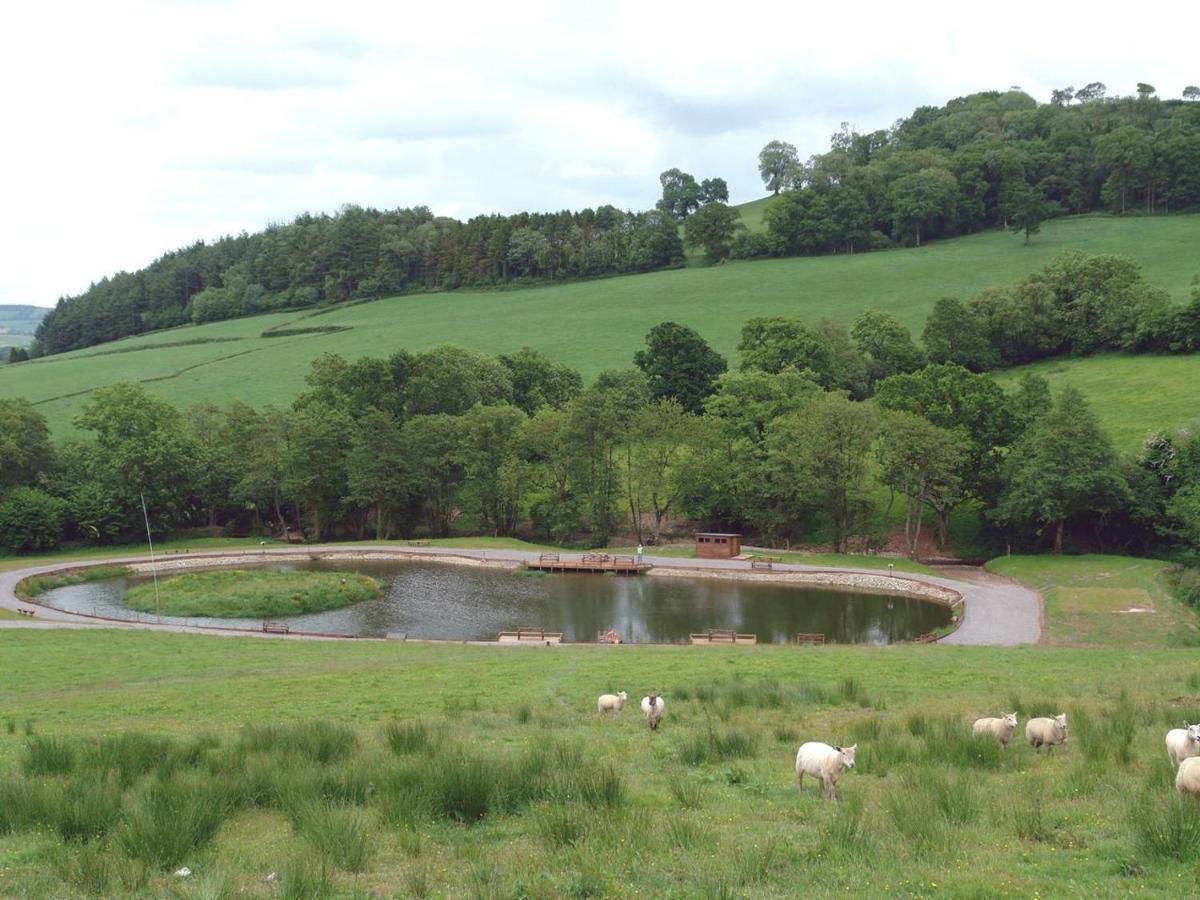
<box><xmin>972</xmin><ymin>713</ymin><xmax>1019</xmax><ymax>747</ymax></box>
<box><xmin>1025</xmin><ymin>714</ymin><xmax>1068</xmax><ymax>752</ymax></box>
<box><xmin>796</xmin><ymin>742</ymin><xmax>857</xmax><ymax>801</ymax></box>
<box><xmin>596</xmin><ymin>691</ymin><xmax>628</xmax><ymax>714</ymax></box>
<box><xmin>641</xmin><ymin>693</ymin><xmax>665</xmax><ymax>731</ymax></box>
<box><xmin>1166</xmin><ymin>722</ymin><xmax>1200</xmax><ymax>768</ymax></box>
<box><xmin>1176</xmin><ymin>756</ymin><xmax>1200</xmax><ymax>797</ymax></box>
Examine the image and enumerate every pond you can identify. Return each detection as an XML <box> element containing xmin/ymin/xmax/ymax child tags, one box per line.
<box><xmin>37</xmin><ymin>559</ymin><xmax>952</xmax><ymax>644</ymax></box>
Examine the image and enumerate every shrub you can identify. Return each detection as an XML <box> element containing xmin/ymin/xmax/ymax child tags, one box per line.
<box><xmin>678</xmin><ymin>722</ymin><xmax>759</xmax><ymax>766</ymax></box>
<box><xmin>1130</xmin><ymin>789</ymin><xmax>1200</xmax><ymax>860</ymax></box>
<box><xmin>22</xmin><ymin>736</ymin><xmax>76</xmax><ymax>776</ymax></box>
<box><xmin>0</xmin><ymin>777</ymin><xmax>50</xmax><ymax>833</ymax></box>
<box><xmin>117</xmin><ymin>774</ymin><xmax>232</xmax><ymax>868</ymax></box>
<box><xmin>47</xmin><ymin>776</ymin><xmax>124</xmax><ymax>842</ymax></box>
<box><xmin>0</xmin><ymin>487</ymin><xmax>66</xmax><ymax>552</ymax></box>
<box><xmin>287</xmin><ymin>801</ymin><xmax>375</xmax><ymax>872</ymax></box>
<box><xmin>237</xmin><ymin>721</ymin><xmax>357</xmax><ymax>764</ymax></box>
<box><xmin>384</xmin><ymin>720</ymin><xmax>441</xmax><ymax>756</ymax></box>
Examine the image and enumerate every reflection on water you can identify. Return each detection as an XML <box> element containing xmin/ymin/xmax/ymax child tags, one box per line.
<box><xmin>39</xmin><ymin>560</ymin><xmax>950</xmax><ymax>644</ymax></box>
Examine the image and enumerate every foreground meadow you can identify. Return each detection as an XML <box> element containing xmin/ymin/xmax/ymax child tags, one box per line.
<box><xmin>2</xmin><ymin>628</ymin><xmax>1200</xmax><ymax>897</ymax></box>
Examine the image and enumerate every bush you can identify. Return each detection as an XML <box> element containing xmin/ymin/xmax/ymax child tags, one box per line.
<box><xmin>47</xmin><ymin>776</ymin><xmax>124</xmax><ymax>843</ymax></box>
<box><xmin>384</xmin><ymin>720</ymin><xmax>443</xmax><ymax>756</ymax></box>
<box><xmin>0</xmin><ymin>487</ymin><xmax>66</xmax><ymax>552</ymax></box>
<box><xmin>237</xmin><ymin>721</ymin><xmax>357</xmax><ymax>765</ymax></box>
<box><xmin>287</xmin><ymin>800</ymin><xmax>375</xmax><ymax>872</ymax></box>
<box><xmin>1130</xmin><ymin>789</ymin><xmax>1200</xmax><ymax>860</ymax></box>
<box><xmin>117</xmin><ymin>774</ymin><xmax>232</xmax><ymax>868</ymax></box>
<box><xmin>22</xmin><ymin>735</ymin><xmax>77</xmax><ymax>776</ymax></box>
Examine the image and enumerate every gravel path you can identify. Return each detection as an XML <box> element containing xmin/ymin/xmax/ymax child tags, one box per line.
<box><xmin>0</xmin><ymin>546</ymin><xmax>1042</xmax><ymax>646</ymax></box>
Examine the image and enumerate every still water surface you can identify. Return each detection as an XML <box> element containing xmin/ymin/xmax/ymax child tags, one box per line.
<box><xmin>39</xmin><ymin>560</ymin><xmax>950</xmax><ymax>644</ymax></box>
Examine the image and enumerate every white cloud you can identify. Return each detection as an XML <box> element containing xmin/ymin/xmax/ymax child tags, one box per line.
<box><xmin>0</xmin><ymin>0</ymin><xmax>1196</xmax><ymax>306</ymax></box>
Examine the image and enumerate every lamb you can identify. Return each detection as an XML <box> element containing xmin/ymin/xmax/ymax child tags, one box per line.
<box><xmin>641</xmin><ymin>693</ymin><xmax>665</xmax><ymax>731</ymax></box>
<box><xmin>972</xmin><ymin>713</ymin><xmax>1019</xmax><ymax>747</ymax></box>
<box><xmin>795</xmin><ymin>742</ymin><xmax>857</xmax><ymax>800</ymax></box>
<box><xmin>1176</xmin><ymin>756</ymin><xmax>1200</xmax><ymax>797</ymax></box>
<box><xmin>1166</xmin><ymin>722</ymin><xmax>1200</xmax><ymax>768</ymax></box>
<box><xmin>596</xmin><ymin>691</ymin><xmax>628</xmax><ymax>714</ymax></box>
<box><xmin>1025</xmin><ymin>714</ymin><xmax>1068</xmax><ymax>752</ymax></box>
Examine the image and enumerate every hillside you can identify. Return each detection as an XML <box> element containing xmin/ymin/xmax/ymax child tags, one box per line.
<box><xmin>1</xmin><ymin>213</ymin><xmax>1198</xmax><ymax>442</ymax></box>
<box><xmin>0</xmin><ymin>305</ymin><xmax>47</xmax><ymax>348</ymax></box>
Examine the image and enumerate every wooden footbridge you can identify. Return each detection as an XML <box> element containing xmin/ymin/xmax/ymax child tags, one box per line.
<box><xmin>523</xmin><ymin>552</ymin><xmax>649</xmax><ymax>576</ymax></box>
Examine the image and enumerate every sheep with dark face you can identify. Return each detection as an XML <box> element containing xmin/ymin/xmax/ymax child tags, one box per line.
<box><xmin>641</xmin><ymin>693</ymin><xmax>665</xmax><ymax>730</ymax></box>
<box><xmin>795</xmin><ymin>742</ymin><xmax>857</xmax><ymax>801</ymax></box>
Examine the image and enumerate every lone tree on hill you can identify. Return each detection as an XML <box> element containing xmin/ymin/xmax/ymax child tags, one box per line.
<box><xmin>683</xmin><ymin>202</ymin><xmax>743</xmax><ymax>261</ymax></box>
<box><xmin>634</xmin><ymin>321</ymin><xmax>727</xmax><ymax>414</ymax></box>
<box><xmin>1184</xmin><ymin>86</ymin><xmax>1200</xmax><ymax>102</ymax></box>
<box><xmin>757</xmin><ymin>140</ymin><xmax>801</xmax><ymax>194</ymax></box>
<box><xmin>993</xmin><ymin>387</ymin><xmax>1129</xmax><ymax>554</ymax></box>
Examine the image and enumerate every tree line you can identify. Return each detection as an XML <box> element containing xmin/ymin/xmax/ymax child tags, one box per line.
<box><xmin>5</xmin><ymin>289</ymin><xmax>1200</xmax><ymax>565</ymax></box>
<box><xmin>30</xmin><ymin>84</ymin><xmax>1200</xmax><ymax>360</ymax></box>
<box><xmin>740</xmin><ymin>85</ymin><xmax>1200</xmax><ymax>259</ymax></box>
<box><xmin>31</xmin><ymin>205</ymin><xmax>686</xmax><ymax>356</ymax></box>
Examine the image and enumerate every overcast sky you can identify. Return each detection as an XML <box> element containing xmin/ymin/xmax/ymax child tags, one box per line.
<box><xmin>1</xmin><ymin>0</ymin><xmax>1195</xmax><ymax>308</ymax></box>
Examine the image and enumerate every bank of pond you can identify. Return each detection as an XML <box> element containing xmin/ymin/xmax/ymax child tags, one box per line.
<box><xmin>32</xmin><ymin>559</ymin><xmax>952</xmax><ymax>644</ymax></box>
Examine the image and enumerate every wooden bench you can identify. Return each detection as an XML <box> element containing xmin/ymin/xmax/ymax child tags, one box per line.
<box><xmin>916</xmin><ymin>632</ymin><xmax>938</xmax><ymax>644</ymax></box>
<box><xmin>750</xmin><ymin>560</ymin><xmax>774</xmax><ymax>571</ymax></box>
<box><xmin>689</xmin><ymin>629</ymin><xmax>757</xmax><ymax>645</ymax></box>
<box><xmin>498</xmin><ymin>628</ymin><xmax>563</xmax><ymax>644</ymax></box>
<box><xmin>262</xmin><ymin>621</ymin><xmax>290</xmax><ymax>635</ymax></box>
<box><xmin>407</xmin><ymin>539</ymin><xmax>432</xmax><ymax>547</ymax></box>
<box><xmin>610</xmin><ymin>555</ymin><xmax>635</xmax><ymax>566</ymax></box>
<box><xmin>795</xmin><ymin>632</ymin><xmax>825</xmax><ymax>646</ymax></box>
<box><xmin>581</xmin><ymin>553</ymin><xmax>611</xmax><ymax>564</ymax></box>
<box><xmin>538</xmin><ymin>552</ymin><xmax>561</xmax><ymax>563</ymax></box>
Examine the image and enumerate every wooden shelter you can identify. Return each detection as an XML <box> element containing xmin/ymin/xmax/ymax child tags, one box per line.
<box><xmin>695</xmin><ymin>533</ymin><xmax>741</xmax><ymax>559</ymax></box>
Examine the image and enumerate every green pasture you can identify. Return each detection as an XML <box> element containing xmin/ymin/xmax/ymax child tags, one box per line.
<box><xmin>996</xmin><ymin>352</ymin><xmax>1200</xmax><ymax>451</ymax></box>
<box><xmin>2</xmin><ymin>552</ymin><xmax>1198</xmax><ymax>894</ymax></box>
<box><xmin>3</xmin><ymin>214</ymin><xmax>1198</xmax><ymax>437</ymax></box>
<box><xmin>987</xmin><ymin>554</ymin><xmax>1196</xmax><ymax>648</ymax></box>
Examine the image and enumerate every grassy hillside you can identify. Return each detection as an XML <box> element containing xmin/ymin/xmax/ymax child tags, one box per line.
<box><xmin>996</xmin><ymin>353</ymin><xmax>1200</xmax><ymax>451</ymax></box>
<box><xmin>2</xmin><ymin>554</ymin><xmax>1200</xmax><ymax>895</ymax></box>
<box><xmin>2</xmin><ymin>214</ymin><xmax>1198</xmax><ymax>437</ymax></box>
<box><xmin>0</xmin><ymin>304</ymin><xmax>46</xmax><ymax>348</ymax></box>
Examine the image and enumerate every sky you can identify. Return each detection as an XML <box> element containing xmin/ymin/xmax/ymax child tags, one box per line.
<box><xmin>1</xmin><ymin>0</ymin><xmax>1196</xmax><ymax>308</ymax></box>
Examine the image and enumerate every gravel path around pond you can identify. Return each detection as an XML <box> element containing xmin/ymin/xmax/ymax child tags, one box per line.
<box><xmin>0</xmin><ymin>545</ymin><xmax>1042</xmax><ymax>645</ymax></box>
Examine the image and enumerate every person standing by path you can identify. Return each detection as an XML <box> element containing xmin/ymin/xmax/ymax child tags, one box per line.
<box><xmin>636</xmin><ymin>543</ymin><xmax>644</xmax><ymax>564</ymax></box>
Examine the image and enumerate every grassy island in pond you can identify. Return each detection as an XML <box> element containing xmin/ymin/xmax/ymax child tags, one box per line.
<box><xmin>121</xmin><ymin>569</ymin><xmax>382</xmax><ymax>618</ymax></box>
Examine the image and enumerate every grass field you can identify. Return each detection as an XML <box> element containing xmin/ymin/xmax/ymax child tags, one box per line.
<box><xmin>995</xmin><ymin>353</ymin><xmax>1200</xmax><ymax>451</ymax></box>
<box><xmin>2</xmin><ymin>552</ymin><xmax>1198</xmax><ymax>894</ymax></box>
<box><xmin>987</xmin><ymin>554</ymin><xmax>1197</xmax><ymax>648</ymax></box>
<box><xmin>3</xmin><ymin>213</ymin><xmax>1198</xmax><ymax>438</ymax></box>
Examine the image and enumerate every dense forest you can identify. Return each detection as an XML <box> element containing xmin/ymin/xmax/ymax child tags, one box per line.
<box><xmin>6</xmin><ymin>252</ymin><xmax>1200</xmax><ymax>592</ymax></box>
<box><xmin>31</xmin><ymin>85</ymin><xmax>1200</xmax><ymax>357</ymax></box>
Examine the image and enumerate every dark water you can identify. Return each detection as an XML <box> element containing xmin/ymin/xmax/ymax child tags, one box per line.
<box><xmin>38</xmin><ymin>560</ymin><xmax>950</xmax><ymax>644</ymax></box>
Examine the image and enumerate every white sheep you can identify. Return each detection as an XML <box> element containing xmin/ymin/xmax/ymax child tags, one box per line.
<box><xmin>795</xmin><ymin>742</ymin><xmax>857</xmax><ymax>801</ymax></box>
<box><xmin>1176</xmin><ymin>756</ymin><xmax>1200</xmax><ymax>797</ymax></box>
<box><xmin>596</xmin><ymin>691</ymin><xmax>628</xmax><ymax>714</ymax></box>
<box><xmin>1025</xmin><ymin>714</ymin><xmax>1068</xmax><ymax>752</ymax></box>
<box><xmin>641</xmin><ymin>693</ymin><xmax>665</xmax><ymax>731</ymax></box>
<box><xmin>972</xmin><ymin>713</ymin><xmax>1019</xmax><ymax>747</ymax></box>
<box><xmin>1166</xmin><ymin>722</ymin><xmax>1200</xmax><ymax>768</ymax></box>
